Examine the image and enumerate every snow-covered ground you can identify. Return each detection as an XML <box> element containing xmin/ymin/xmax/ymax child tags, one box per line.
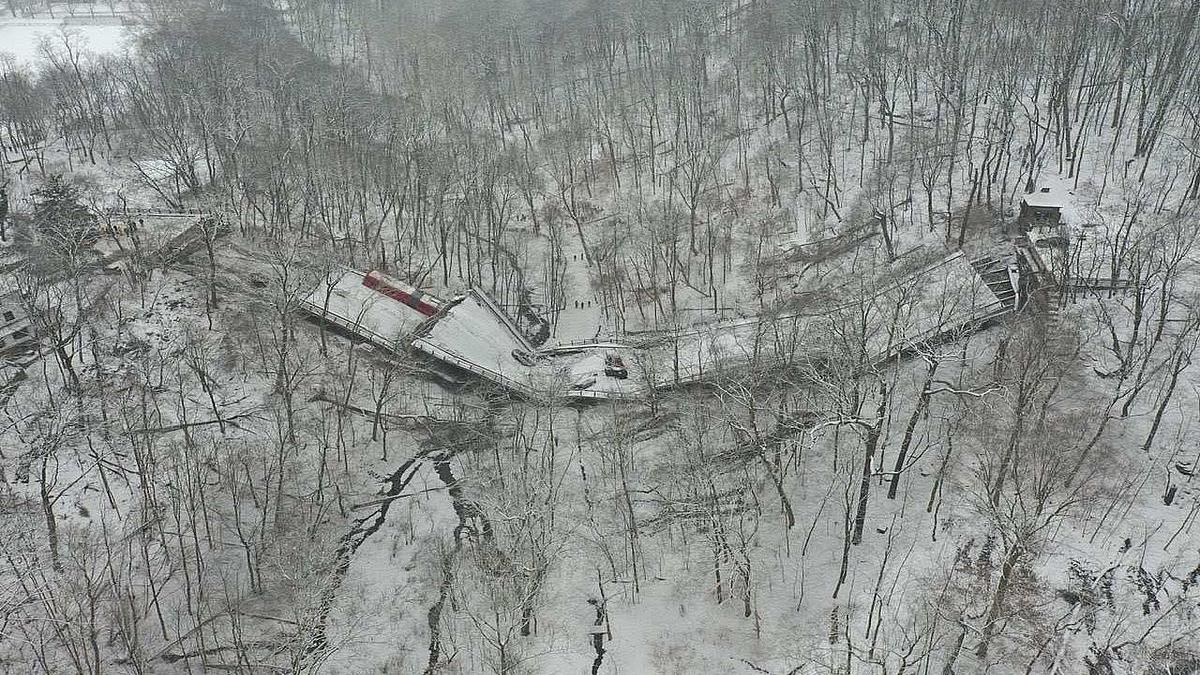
<box><xmin>0</xmin><ymin>14</ymin><xmax>132</xmax><ymax>70</ymax></box>
<box><xmin>4</xmin><ymin>1</ymin><xmax>1200</xmax><ymax>673</ymax></box>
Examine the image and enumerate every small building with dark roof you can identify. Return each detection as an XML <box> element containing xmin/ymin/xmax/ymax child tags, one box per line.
<box><xmin>1018</xmin><ymin>186</ymin><xmax>1069</xmax><ymax>231</ymax></box>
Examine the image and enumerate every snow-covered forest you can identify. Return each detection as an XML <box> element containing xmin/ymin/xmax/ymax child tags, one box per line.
<box><xmin>3</xmin><ymin>0</ymin><xmax>1200</xmax><ymax>673</ymax></box>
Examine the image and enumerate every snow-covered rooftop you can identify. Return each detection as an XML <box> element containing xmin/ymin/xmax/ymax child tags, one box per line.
<box><xmin>1022</xmin><ymin>185</ymin><xmax>1071</xmax><ymax>209</ymax></box>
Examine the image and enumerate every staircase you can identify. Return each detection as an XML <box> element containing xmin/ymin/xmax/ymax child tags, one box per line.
<box><xmin>1039</xmin><ymin>292</ymin><xmax>1079</xmax><ymax>358</ymax></box>
<box><xmin>970</xmin><ymin>255</ymin><xmax>1020</xmax><ymax>309</ymax></box>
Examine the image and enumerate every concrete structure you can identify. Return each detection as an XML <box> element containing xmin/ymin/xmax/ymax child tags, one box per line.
<box><xmin>637</xmin><ymin>250</ymin><xmax>1014</xmax><ymax>387</ymax></box>
<box><xmin>298</xmin><ymin>269</ymin><xmax>434</xmax><ymax>353</ymax></box>
<box><xmin>301</xmin><ymin>252</ymin><xmax>1024</xmax><ymax>402</ymax></box>
<box><xmin>410</xmin><ymin>288</ymin><xmax>648</xmax><ymax>400</ymax></box>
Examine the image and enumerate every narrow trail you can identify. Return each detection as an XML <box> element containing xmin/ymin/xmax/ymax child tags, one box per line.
<box><xmin>472</xmin><ymin>231</ymin><xmax>551</xmax><ymax>346</ymax></box>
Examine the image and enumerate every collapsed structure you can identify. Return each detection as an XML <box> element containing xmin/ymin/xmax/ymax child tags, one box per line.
<box><xmin>299</xmin><ymin>270</ymin><xmax>432</xmax><ymax>355</ymax></box>
<box><xmin>300</xmin><ymin>270</ymin><xmax>646</xmax><ymax>399</ymax></box>
<box><xmin>362</xmin><ymin>271</ymin><xmax>442</xmax><ymax>317</ymax></box>
<box><xmin>300</xmin><ymin>246</ymin><xmax>1035</xmax><ymax>401</ymax></box>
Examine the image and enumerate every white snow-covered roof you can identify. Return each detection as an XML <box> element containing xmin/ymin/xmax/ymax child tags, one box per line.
<box><xmin>1022</xmin><ymin>186</ymin><xmax>1070</xmax><ymax>209</ymax></box>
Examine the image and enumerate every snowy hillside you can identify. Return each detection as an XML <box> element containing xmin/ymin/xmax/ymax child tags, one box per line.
<box><xmin>2</xmin><ymin>1</ymin><xmax>1200</xmax><ymax>674</ymax></box>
